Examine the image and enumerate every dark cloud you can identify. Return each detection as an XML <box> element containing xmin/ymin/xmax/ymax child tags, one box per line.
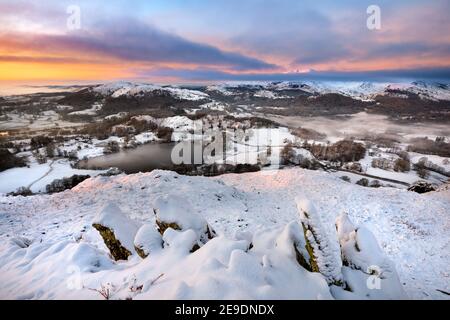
<box><xmin>0</xmin><ymin>19</ymin><xmax>277</xmax><ymax>71</ymax></box>
<box><xmin>145</xmin><ymin>66</ymin><xmax>450</xmax><ymax>82</ymax></box>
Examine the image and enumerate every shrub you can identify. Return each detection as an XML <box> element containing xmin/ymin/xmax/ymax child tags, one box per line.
<box><xmin>33</xmin><ymin>151</ymin><xmax>47</xmax><ymax>164</ymax></box>
<box><xmin>414</xmin><ymin>159</ymin><xmax>430</xmax><ymax>179</ymax></box>
<box><xmin>356</xmin><ymin>178</ymin><xmax>369</xmax><ymax>187</ymax></box>
<box><xmin>306</xmin><ymin>140</ymin><xmax>366</xmax><ymax>164</ymax></box>
<box><xmin>45</xmin><ymin>143</ymin><xmax>56</xmax><ymax>158</ymax></box>
<box><xmin>104</xmin><ymin>141</ymin><xmax>120</xmax><ymax>154</ymax></box>
<box><xmin>369</xmin><ymin>180</ymin><xmax>382</xmax><ymax>188</ymax></box>
<box><xmin>290</xmin><ymin>127</ymin><xmax>326</xmax><ymax>140</ymax></box>
<box><xmin>8</xmin><ymin>186</ymin><xmax>33</xmax><ymax>197</ymax></box>
<box><xmin>394</xmin><ymin>158</ymin><xmax>411</xmax><ymax>172</ymax></box>
<box><xmin>340</xmin><ymin>176</ymin><xmax>351</xmax><ymax>183</ymax></box>
<box><xmin>128</xmin><ymin>118</ymin><xmax>158</xmax><ymax>133</ymax></box>
<box><xmin>407</xmin><ymin>137</ymin><xmax>450</xmax><ymax>157</ymax></box>
<box><xmin>30</xmin><ymin>136</ymin><xmax>53</xmax><ymax>149</ymax></box>
<box><xmin>156</xmin><ymin>127</ymin><xmax>174</xmax><ymax>142</ymax></box>
<box><xmin>280</xmin><ymin>143</ymin><xmax>295</xmax><ymax>165</ymax></box>
<box><xmin>371</xmin><ymin>158</ymin><xmax>393</xmax><ymax>170</ymax></box>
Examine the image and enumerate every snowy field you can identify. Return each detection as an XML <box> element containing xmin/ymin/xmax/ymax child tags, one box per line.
<box><xmin>0</xmin><ymin>158</ymin><xmax>105</xmax><ymax>194</ymax></box>
<box><xmin>0</xmin><ymin>168</ymin><xmax>448</xmax><ymax>300</ymax></box>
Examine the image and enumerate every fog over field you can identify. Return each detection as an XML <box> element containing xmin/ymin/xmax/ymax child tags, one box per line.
<box><xmin>266</xmin><ymin>112</ymin><xmax>450</xmax><ymax>142</ymax></box>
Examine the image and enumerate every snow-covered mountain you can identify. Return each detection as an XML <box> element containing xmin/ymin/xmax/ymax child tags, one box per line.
<box><xmin>1</xmin><ymin>168</ymin><xmax>448</xmax><ymax>299</ymax></box>
<box><xmin>207</xmin><ymin>80</ymin><xmax>450</xmax><ymax>101</ymax></box>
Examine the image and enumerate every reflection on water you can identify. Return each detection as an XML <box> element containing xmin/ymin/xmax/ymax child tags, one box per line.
<box><xmin>78</xmin><ymin>142</ymin><xmax>200</xmax><ymax>174</ymax></box>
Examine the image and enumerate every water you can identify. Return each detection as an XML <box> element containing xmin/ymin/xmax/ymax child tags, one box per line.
<box><xmin>78</xmin><ymin>142</ymin><xmax>201</xmax><ymax>174</ymax></box>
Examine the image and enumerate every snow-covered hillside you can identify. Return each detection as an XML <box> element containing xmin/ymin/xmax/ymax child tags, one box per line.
<box><xmin>0</xmin><ymin>168</ymin><xmax>448</xmax><ymax>299</ymax></box>
<box><xmin>93</xmin><ymin>82</ymin><xmax>209</xmax><ymax>101</ymax></box>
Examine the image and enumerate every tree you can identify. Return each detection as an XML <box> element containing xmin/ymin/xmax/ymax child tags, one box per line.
<box><xmin>46</xmin><ymin>143</ymin><xmax>56</xmax><ymax>158</ymax></box>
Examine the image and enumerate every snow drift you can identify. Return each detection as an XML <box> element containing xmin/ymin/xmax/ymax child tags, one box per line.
<box><xmin>0</xmin><ymin>168</ymin><xmax>448</xmax><ymax>299</ymax></box>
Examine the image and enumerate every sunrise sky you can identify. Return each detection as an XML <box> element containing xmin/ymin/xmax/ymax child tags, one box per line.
<box><xmin>1</xmin><ymin>0</ymin><xmax>450</xmax><ymax>84</ymax></box>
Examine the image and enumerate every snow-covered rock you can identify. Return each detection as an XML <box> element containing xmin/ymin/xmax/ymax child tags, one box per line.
<box><xmin>333</xmin><ymin>213</ymin><xmax>407</xmax><ymax>299</ymax></box>
<box><xmin>92</xmin><ymin>202</ymin><xmax>140</xmax><ymax>261</ymax></box>
<box><xmin>133</xmin><ymin>224</ymin><xmax>163</xmax><ymax>259</ymax></box>
<box><xmin>154</xmin><ymin>195</ymin><xmax>216</xmax><ymax>247</ymax></box>
<box><xmin>296</xmin><ymin>198</ymin><xmax>343</xmax><ymax>285</ymax></box>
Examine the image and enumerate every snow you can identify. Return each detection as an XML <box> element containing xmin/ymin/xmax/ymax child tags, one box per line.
<box><xmin>93</xmin><ymin>82</ymin><xmax>209</xmax><ymax>101</ymax></box>
<box><xmin>199</xmin><ymin>101</ymin><xmax>227</xmax><ymax>112</ymax></box>
<box><xmin>0</xmin><ymin>158</ymin><xmax>106</xmax><ymax>194</ymax></box>
<box><xmin>0</xmin><ymin>168</ymin><xmax>448</xmax><ymax>299</ymax></box>
<box><xmin>211</xmin><ymin>80</ymin><xmax>450</xmax><ymax>101</ymax></box>
<box><xmin>296</xmin><ymin>198</ymin><xmax>343</xmax><ymax>284</ymax></box>
<box><xmin>134</xmin><ymin>132</ymin><xmax>158</xmax><ymax>144</ymax></box>
<box><xmin>0</xmin><ymin>111</ymin><xmax>83</xmax><ymax>131</ymax></box>
<box><xmin>154</xmin><ymin>195</ymin><xmax>213</xmax><ymax>244</ymax></box>
<box><xmin>93</xmin><ymin>202</ymin><xmax>141</xmax><ymax>255</ymax></box>
<box><xmin>134</xmin><ymin>224</ymin><xmax>163</xmax><ymax>258</ymax></box>
<box><xmin>333</xmin><ymin>213</ymin><xmax>407</xmax><ymax>299</ymax></box>
<box><xmin>104</xmin><ymin>112</ymin><xmax>128</xmax><ymax>120</ymax></box>
<box><xmin>254</xmin><ymin>90</ymin><xmax>292</xmax><ymax>99</ymax></box>
<box><xmin>68</xmin><ymin>103</ymin><xmax>102</xmax><ymax>116</ymax></box>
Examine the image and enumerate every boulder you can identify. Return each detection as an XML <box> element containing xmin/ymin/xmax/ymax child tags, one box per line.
<box><xmin>134</xmin><ymin>224</ymin><xmax>163</xmax><ymax>259</ymax></box>
<box><xmin>92</xmin><ymin>202</ymin><xmax>140</xmax><ymax>261</ymax></box>
<box><xmin>296</xmin><ymin>198</ymin><xmax>343</xmax><ymax>285</ymax></box>
<box><xmin>153</xmin><ymin>195</ymin><xmax>216</xmax><ymax>249</ymax></box>
<box><xmin>407</xmin><ymin>180</ymin><xmax>436</xmax><ymax>194</ymax></box>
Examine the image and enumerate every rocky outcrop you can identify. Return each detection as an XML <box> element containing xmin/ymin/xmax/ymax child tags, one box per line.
<box><xmin>407</xmin><ymin>180</ymin><xmax>436</xmax><ymax>194</ymax></box>
<box><xmin>296</xmin><ymin>198</ymin><xmax>343</xmax><ymax>285</ymax></box>
<box><xmin>92</xmin><ymin>203</ymin><xmax>140</xmax><ymax>261</ymax></box>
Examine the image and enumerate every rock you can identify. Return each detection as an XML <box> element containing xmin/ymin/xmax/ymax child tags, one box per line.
<box><xmin>407</xmin><ymin>180</ymin><xmax>436</xmax><ymax>194</ymax></box>
<box><xmin>92</xmin><ymin>202</ymin><xmax>140</xmax><ymax>261</ymax></box>
<box><xmin>134</xmin><ymin>224</ymin><xmax>163</xmax><ymax>259</ymax></box>
<box><xmin>369</xmin><ymin>179</ymin><xmax>382</xmax><ymax>188</ymax></box>
<box><xmin>153</xmin><ymin>195</ymin><xmax>216</xmax><ymax>249</ymax></box>
<box><xmin>296</xmin><ymin>198</ymin><xmax>343</xmax><ymax>285</ymax></box>
<box><xmin>356</xmin><ymin>178</ymin><xmax>369</xmax><ymax>187</ymax></box>
<box><xmin>334</xmin><ymin>213</ymin><xmax>407</xmax><ymax>299</ymax></box>
<box><xmin>100</xmin><ymin>167</ymin><xmax>123</xmax><ymax>177</ymax></box>
<box><xmin>10</xmin><ymin>236</ymin><xmax>32</xmax><ymax>248</ymax></box>
<box><xmin>342</xmin><ymin>162</ymin><xmax>362</xmax><ymax>172</ymax></box>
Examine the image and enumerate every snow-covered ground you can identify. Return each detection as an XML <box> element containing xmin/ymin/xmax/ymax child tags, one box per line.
<box><xmin>0</xmin><ymin>111</ymin><xmax>83</xmax><ymax>131</ymax></box>
<box><xmin>0</xmin><ymin>158</ymin><xmax>105</xmax><ymax>194</ymax></box>
<box><xmin>68</xmin><ymin>103</ymin><xmax>102</xmax><ymax>116</ymax></box>
<box><xmin>0</xmin><ymin>168</ymin><xmax>448</xmax><ymax>299</ymax></box>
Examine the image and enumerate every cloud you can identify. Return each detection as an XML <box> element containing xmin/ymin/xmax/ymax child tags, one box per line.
<box><xmin>0</xmin><ymin>19</ymin><xmax>278</xmax><ymax>71</ymax></box>
<box><xmin>143</xmin><ymin>66</ymin><xmax>450</xmax><ymax>82</ymax></box>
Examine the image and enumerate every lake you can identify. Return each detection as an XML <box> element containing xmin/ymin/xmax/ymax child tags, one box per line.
<box><xmin>77</xmin><ymin>141</ymin><xmax>202</xmax><ymax>174</ymax></box>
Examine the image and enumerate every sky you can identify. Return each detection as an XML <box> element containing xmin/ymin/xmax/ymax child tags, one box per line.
<box><xmin>0</xmin><ymin>0</ymin><xmax>450</xmax><ymax>84</ymax></box>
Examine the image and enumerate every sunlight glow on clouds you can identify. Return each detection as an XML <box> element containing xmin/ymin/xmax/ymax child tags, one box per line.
<box><xmin>0</xmin><ymin>0</ymin><xmax>449</xmax><ymax>82</ymax></box>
